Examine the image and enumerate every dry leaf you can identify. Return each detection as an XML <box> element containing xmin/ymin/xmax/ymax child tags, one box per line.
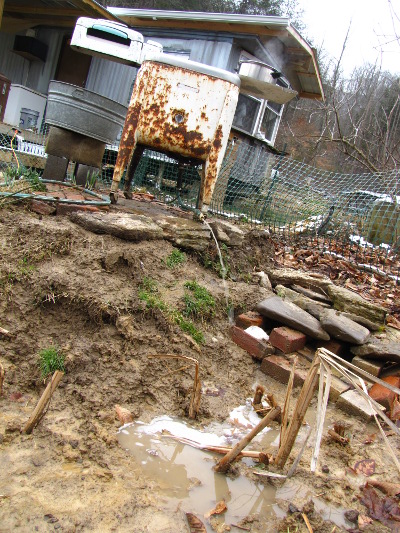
<box><xmin>358</xmin><ymin>514</ymin><xmax>373</xmax><ymax>529</ymax></box>
<box><xmin>361</xmin><ymin>486</ymin><xmax>400</xmax><ymax>532</ymax></box>
<box><xmin>354</xmin><ymin>459</ymin><xmax>376</xmax><ymax>477</ymax></box>
<box><xmin>391</xmin><ymin>398</ymin><xmax>400</xmax><ymax>421</ymax></box>
<box><xmin>204</xmin><ymin>500</ymin><xmax>227</xmax><ymax>519</ymax></box>
<box><xmin>186</xmin><ymin>512</ymin><xmax>207</xmax><ymax>533</ymax></box>
<box><xmin>367</xmin><ymin>480</ymin><xmax>400</xmax><ymax>498</ymax></box>
<box><xmin>363</xmin><ymin>433</ymin><xmax>377</xmax><ymax>445</ymax></box>
<box><xmin>114</xmin><ymin>404</ymin><xmax>133</xmax><ymax>425</ymax></box>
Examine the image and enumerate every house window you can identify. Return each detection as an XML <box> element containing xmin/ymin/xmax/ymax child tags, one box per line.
<box><xmin>258</xmin><ymin>79</ymin><xmax>288</xmax><ymax>143</ymax></box>
<box><xmin>259</xmin><ymin>99</ymin><xmax>283</xmax><ymax>143</ymax></box>
<box><xmin>232</xmin><ymin>94</ymin><xmax>261</xmax><ymax>135</ymax></box>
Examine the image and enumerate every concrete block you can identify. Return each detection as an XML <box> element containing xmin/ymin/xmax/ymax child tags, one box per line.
<box><xmin>42</xmin><ymin>154</ymin><xmax>69</xmax><ymax>182</ymax></box>
<box><xmin>236</xmin><ymin>311</ymin><xmax>264</xmax><ymax>329</ymax></box>
<box><xmin>336</xmin><ymin>389</ymin><xmax>385</xmax><ymax>421</ymax></box>
<box><xmin>329</xmin><ymin>376</ymin><xmax>351</xmax><ymax>402</ymax></box>
<box><xmin>74</xmin><ymin>164</ymin><xmax>99</xmax><ymax>187</ymax></box>
<box><xmin>46</xmin><ymin>126</ymin><xmax>105</xmax><ymax>167</ymax></box>
<box><xmin>231</xmin><ymin>326</ymin><xmax>275</xmax><ymax>361</ymax></box>
<box><xmin>269</xmin><ymin>326</ymin><xmax>306</xmax><ymax>354</ymax></box>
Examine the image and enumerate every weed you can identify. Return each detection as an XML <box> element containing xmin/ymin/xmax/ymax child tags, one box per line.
<box><xmin>138</xmin><ymin>277</ymin><xmax>166</xmax><ymax>311</ymax></box>
<box><xmin>38</xmin><ymin>346</ymin><xmax>65</xmax><ymax>379</ymax></box>
<box><xmin>173</xmin><ymin>312</ymin><xmax>204</xmax><ymax>344</ymax></box>
<box><xmin>85</xmin><ymin>171</ymin><xmax>98</xmax><ymax>190</ymax></box>
<box><xmin>138</xmin><ymin>277</ymin><xmax>205</xmax><ymax>344</ymax></box>
<box><xmin>165</xmin><ymin>249</ymin><xmax>186</xmax><ymax>269</ymax></box>
<box><xmin>183</xmin><ymin>281</ymin><xmax>215</xmax><ymax>320</ymax></box>
<box><xmin>18</xmin><ymin>257</ymin><xmax>35</xmax><ymax>277</ymax></box>
<box><xmin>2</xmin><ymin>165</ymin><xmax>45</xmax><ymax>192</ymax></box>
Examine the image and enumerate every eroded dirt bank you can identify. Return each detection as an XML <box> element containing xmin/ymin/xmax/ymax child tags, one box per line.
<box><xmin>0</xmin><ymin>203</ymin><xmax>399</xmax><ymax>533</ymax></box>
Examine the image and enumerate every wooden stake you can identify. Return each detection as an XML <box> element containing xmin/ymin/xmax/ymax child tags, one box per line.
<box><xmin>214</xmin><ymin>406</ymin><xmax>281</xmax><ymax>473</ymax></box>
<box><xmin>148</xmin><ymin>354</ymin><xmax>201</xmax><ymax>419</ymax></box>
<box><xmin>253</xmin><ymin>385</ymin><xmax>265</xmax><ymax>405</ymax></box>
<box><xmin>188</xmin><ymin>359</ymin><xmax>201</xmax><ymax>420</ymax></box>
<box><xmin>0</xmin><ymin>326</ymin><xmax>11</xmax><ymax>338</ymax></box>
<box><xmin>274</xmin><ymin>354</ymin><xmax>320</xmax><ymax>469</ymax></box>
<box><xmin>279</xmin><ymin>356</ymin><xmax>297</xmax><ymax>447</ymax></box>
<box><xmin>22</xmin><ymin>371</ymin><xmax>64</xmax><ymax>434</ymax></box>
<box><xmin>0</xmin><ymin>362</ymin><xmax>4</xmax><ymax>396</ymax></box>
<box><xmin>302</xmin><ymin>512</ymin><xmax>314</xmax><ymax>533</ymax></box>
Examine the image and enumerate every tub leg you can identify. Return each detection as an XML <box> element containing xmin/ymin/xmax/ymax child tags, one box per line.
<box><xmin>123</xmin><ymin>145</ymin><xmax>145</xmax><ymax>199</ymax></box>
<box><xmin>110</xmin><ymin>119</ymin><xmax>140</xmax><ymax>204</ymax></box>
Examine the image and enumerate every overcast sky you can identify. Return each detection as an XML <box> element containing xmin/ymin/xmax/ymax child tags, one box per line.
<box><xmin>297</xmin><ymin>0</ymin><xmax>400</xmax><ymax>75</ymax></box>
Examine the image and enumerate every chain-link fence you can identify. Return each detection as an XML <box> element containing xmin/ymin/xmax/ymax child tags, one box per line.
<box><xmin>1</xmin><ymin>126</ymin><xmax>399</xmax><ymax>280</ymax></box>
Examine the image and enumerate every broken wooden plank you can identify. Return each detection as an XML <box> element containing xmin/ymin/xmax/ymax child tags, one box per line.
<box><xmin>22</xmin><ymin>370</ymin><xmax>64</xmax><ymax>434</ymax></box>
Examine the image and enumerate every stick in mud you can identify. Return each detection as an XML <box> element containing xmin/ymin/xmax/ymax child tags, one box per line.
<box><xmin>22</xmin><ymin>370</ymin><xmax>64</xmax><ymax>434</ymax></box>
<box><xmin>214</xmin><ymin>406</ymin><xmax>281</xmax><ymax>473</ymax></box>
<box><xmin>148</xmin><ymin>354</ymin><xmax>201</xmax><ymax>419</ymax></box>
<box><xmin>274</xmin><ymin>354</ymin><xmax>320</xmax><ymax>469</ymax></box>
<box><xmin>253</xmin><ymin>385</ymin><xmax>265</xmax><ymax>405</ymax></box>
<box><xmin>0</xmin><ymin>362</ymin><xmax>4</xmax><ymax>396</ymax></box>
<box><xmin>0</xmin><ymin>326</ymin><xmax>11</xmax><ymax>338</ymax></box>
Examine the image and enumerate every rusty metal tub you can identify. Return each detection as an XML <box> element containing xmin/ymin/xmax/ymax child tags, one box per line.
<box><xmin>110</xmin><ymin>54</ymin><xmax>240</xmax><ymax>213</ymax></box>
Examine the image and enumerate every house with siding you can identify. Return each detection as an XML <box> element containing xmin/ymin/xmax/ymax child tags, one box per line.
<box><xmin>0</xmin><ymin>1</ymin><xmax>324</xmax><ymax>197</ymax></box>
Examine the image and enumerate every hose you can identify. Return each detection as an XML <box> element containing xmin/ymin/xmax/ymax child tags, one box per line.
<box><xmin>0</xmin><ymin>179</ymin><xmax>111</xmax><ymax>206</ymax></box>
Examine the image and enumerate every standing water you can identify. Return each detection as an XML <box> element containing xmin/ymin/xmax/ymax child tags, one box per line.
<box><xmin>203</xmin><ymin>220</ymin><xmax>235</xmax><ymax>325</ymax></box>
<box><xmin>118</xmin><ymin>412</ymin><xmax>284</xmax><ymax>532</ymax></box>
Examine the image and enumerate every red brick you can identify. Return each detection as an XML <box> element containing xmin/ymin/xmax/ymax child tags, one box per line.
<box><xmin>260</xmin><ymin>355</ymin><xmax>308</xmax><ymax>387</ymax></box>
<box><xmin>269</xmin><ymin>326</ymin><xmax>306</xmax><ymax>354</ymax></box>
<box><xmin>231</xmin><ymin>325</ymin><xmax>275</xmax><ymax>361</ymax></box>
<box><xmin>56</xmin><ymin>203</ymin><xmax>104</xmax><ymax>215</ymax></box>
<box><xmin>315</xmin><ymin>339</ymin><xmax>344</xmax><ymax>356</ymax></box>
<box><xmin>236</xmin><ymin>311</ymin><xmax>264</xmax><ymax>329</ymax></box>
<box><xmin>369</xmin><ymin>375</ymin><xmax>400</xmax><ymax>410</ymax></box>
<box><xmin>30</xmin><ymin>199</ymin><xmax>56</xmax><ymax>216</ymax></box>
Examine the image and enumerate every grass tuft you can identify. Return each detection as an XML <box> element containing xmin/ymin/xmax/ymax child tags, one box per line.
<box><xmin>38</xmin><ymin>346</ymin><xmax>65</xmax><ymax>379</ymax></box>
<box><xmin>165</xmin><ymin>249</ymin><xmax>186</xmax><ymax>269</ymax></box>
<box><xmin>183</xmin><ymin>281</ymin><xmax>215</xmax><ymax>320</ymax></box>
<box><xmin>138</xmin><ymin>277</ymin><xmax>205</xmax><ymax>344</ymax></box>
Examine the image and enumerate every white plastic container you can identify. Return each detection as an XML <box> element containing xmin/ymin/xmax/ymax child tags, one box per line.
<box><xmin>71</xmin><ymin>17</ymin><xmax>145</xmax><ymax>66</ymax></box>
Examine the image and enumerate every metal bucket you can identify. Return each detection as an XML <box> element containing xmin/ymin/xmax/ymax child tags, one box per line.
<box><xmin>45</xmin><ymin>81</ymin><xmax>128</xmax><ymax>144</ymax></box>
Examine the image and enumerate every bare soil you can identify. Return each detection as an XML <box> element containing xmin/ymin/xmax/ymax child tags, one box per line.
<box><xmin>0</xmin><ymin>202</ymin><xmax>399</xmax><ymax>533</ymax></box>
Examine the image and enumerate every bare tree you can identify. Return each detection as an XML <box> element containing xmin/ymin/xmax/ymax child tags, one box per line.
<box><xmin>279</xmin><ymin>56</ymin><xmax>400</xmax><ymax>173</ymax></box>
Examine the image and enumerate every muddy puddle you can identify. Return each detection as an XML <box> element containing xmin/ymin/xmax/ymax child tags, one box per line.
<box><xmin>118</xmin><ymin>405</ymin><xmax>284</xmax><ymax>531</ymax></box>
<box><xmin>118</xmin><ymin>405</ymin><xmax>352</xmax><ymax>531</ymax></box>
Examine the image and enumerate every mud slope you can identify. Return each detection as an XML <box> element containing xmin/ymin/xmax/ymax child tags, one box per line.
<box><xmin>0</xmin><ymin>205</ymin><xmax>397</xmax><ymax>533</ymax></box>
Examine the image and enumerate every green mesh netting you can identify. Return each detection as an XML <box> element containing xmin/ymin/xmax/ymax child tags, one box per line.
<box><xmin>1</xmin><ymin>129</ymin><xmax>398</xmax><ymax>280</ymax></box>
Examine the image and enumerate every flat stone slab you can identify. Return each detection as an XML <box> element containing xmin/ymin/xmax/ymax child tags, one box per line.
<box><xmin>70</xmin><ymin>211</ymin><xmax>164</xmax><ymax>241</ymax></box>
<box><xmin>208</xmin><ymin>219</ymin><xmax>245</xmax><ymax>247</ymax></box>
<box><xmin>266</xmin><ymin>268</ymin><xmax>332</xmax><ymax>291</ymax></box>
<box><xmin>256</xmin><ymin>295</ymin><xmax>330</xmax><ymax>340</ymax></box>
<box><xmin>319</xmin><ymin>309</ymin><xmax>370</xmax><ymax>345</ymax></box>
<box><xmin>275</xmin><ymin>285</ymin><xmax>329</xmax><ymax>319</ymax></box>
<box><xmin>155</xmin><ymin>215</ymin><xmax>210</xmax><ymax>252</ymax></box>
<box><xmin>327</xmin><ymin>284</ymin><xmax>386</xmax><ymax>325</ymax></box>
<box><xmin>351</xmin><ymin>339</ymin><xmax>400</xmax><ymax>364</ymax></box>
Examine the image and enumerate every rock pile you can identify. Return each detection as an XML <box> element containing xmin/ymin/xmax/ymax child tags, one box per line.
<box><xmin>232</xmin><ymin>268</ymin><xmax>400</xmax><ymax>420</ymax></box>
